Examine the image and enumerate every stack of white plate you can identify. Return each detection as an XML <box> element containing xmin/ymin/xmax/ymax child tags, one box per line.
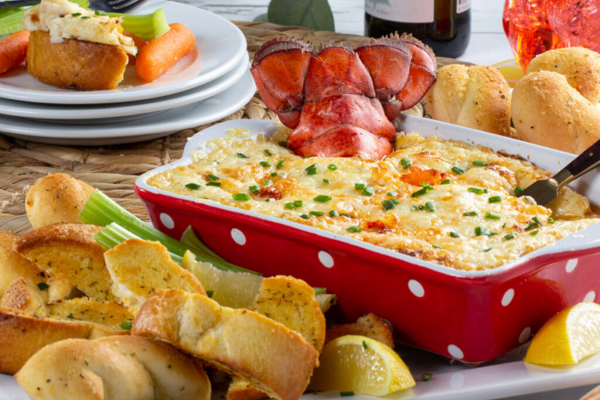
<box><xmin>0</xmin><ymin>0</ymin><xmax>255</xmax><ymax>145</ymax></box>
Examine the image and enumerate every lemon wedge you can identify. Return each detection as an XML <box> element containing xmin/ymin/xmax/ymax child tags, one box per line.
<box><xmin>308</xmin><ymin>335</ymin><xmax>415</xmax><ymax>395</ymax></box>
<box><xmin>525</xmin><ymin>302</ymin><xmax>600</xmax><ymax>365</ymax></box>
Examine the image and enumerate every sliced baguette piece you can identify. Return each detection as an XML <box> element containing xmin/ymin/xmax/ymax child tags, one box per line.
<box><xmin>0</xmin><ymin>308</ymin><xmax>127</xmax><ymax>375</ymax></box>
<box><xmin>104</xmin><ymin>239</ymin><xmax>205</xmax><ymax>310</ymax></box>
<box><xmin>0</xmin><ymin>231</ymin><xmax>47</xmax><ymax>301</ymax></box>
<box><xmin>47</xmin><ymin>298</ymin><xmax>134</xmax><ymax>328</ymax></box>
<box><xmin>325</xmin><ymin>313</ymin><xmax>394</xmax><ymax>349</ymax></box>
<box><xmin>132</xmin><ymin>289</ymin><xmax>319</xmax><ymax>400</ymax></box>
<box><xmin>227</xmin><ymin>276</ymin><xmax>326</xmax><ymax>400</ymax></box>
<box><xmin>27</xmin><ymin>31</ymin><xmax>129</xmax><ymax>91</ymax></box>
<box><xmin>14</xmin><ymin>223</ymin><xmax>114</xmax><ymax>302</ymax></box>
<box><xmin>0</xmin><ymin>278</ymin><xmax>47</xmax><ymax>314</ymax></box>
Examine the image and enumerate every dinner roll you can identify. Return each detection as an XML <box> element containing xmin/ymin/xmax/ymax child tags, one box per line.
<box><xmin>26</xmin><ymin>173</ymin><xmax>95</xmax><ymax>229</ymax></box>
<box><xmin>425</xmin><ymin>64</ymin><xmax>514</xmax><ymax>137</ymax></box>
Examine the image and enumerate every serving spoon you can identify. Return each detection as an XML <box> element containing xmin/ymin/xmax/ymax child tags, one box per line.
<box><xmin>517</xmin><ymin>138</ymin><xmax>600</xmax><ymax>206</ymax></box>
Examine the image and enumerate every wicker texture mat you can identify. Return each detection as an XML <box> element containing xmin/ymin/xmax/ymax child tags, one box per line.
<box><xmin>0</xmin><ymin>21</ymin><xmax>461</xmax><ymax>234</ymax></box>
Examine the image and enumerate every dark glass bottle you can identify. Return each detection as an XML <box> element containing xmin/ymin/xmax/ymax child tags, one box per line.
<box><xmin>365</xmin><ymin>0</ymin><xmax>471</xmax><ymax>58</ymax></box>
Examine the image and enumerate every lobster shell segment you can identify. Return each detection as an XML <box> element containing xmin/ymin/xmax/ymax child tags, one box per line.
<box><xmin>395</xmin><ymin>34</ymin><xmax>437</xmax><ymax>112</ymax></box>
<box><xmin>294</xmin><ymin>126</ymin><xmax>394</xmax><ymax>159</ymax></box>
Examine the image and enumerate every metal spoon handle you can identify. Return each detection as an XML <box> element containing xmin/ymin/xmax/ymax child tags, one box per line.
<box><xmin>555</xmin><ymin>138</ymin><xmax>600</xmax><ymax>187</ymax></box>
<box><xmin>0</xmin><ymin>0</ymin><xmax>40</xmax><ymax>8</ymax></box>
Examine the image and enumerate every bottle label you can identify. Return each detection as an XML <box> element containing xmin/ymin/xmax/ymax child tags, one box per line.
<box><xmin>365</xmin><ymin>0</ymin><xmax>434</xmax><ymax>24</ymax></box>
<box><xmin>457</xmin><ymin>0</ymin><xmax>471</xmax><ymax>14</ymax></box>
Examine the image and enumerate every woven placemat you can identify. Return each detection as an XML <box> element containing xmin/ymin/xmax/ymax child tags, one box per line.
<box><xmin>0</xmin><ymin>21</ymin><xmax>464</xmax><ymax>235</ymax></box>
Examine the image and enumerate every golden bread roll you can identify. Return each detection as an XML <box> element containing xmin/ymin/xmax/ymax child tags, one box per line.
<box><xmin>512</xmin><ymin>70</ymin><xmax>600</xmax><ymax>154</ymax></box>
<box><xmin>325</xmin><ymin>313</ymin><xmax>394</xmax><ymax>348</ymax></box>
<box><xmin>26</xmin><ymin>173</ymin><xmax>95</xmax><ymax>229</ymax></box>
<box><xmin>527</xmin><ymin>47</ymin><xmax>600</xmax><ymax>104</ymax></box>
<box><xmin>26</xmin><ymin>30</ymin><xmax>129</xmax><ymax>91</ymax></box>
<box><xmin>425</xmin><ymin>64</ymin><xmax>514</xmax><ymax>137</ymax></box>
<box><xmin>15</xmin><ymin>336</ymin><xmax>211</xmax><ymax>400</ymax></box>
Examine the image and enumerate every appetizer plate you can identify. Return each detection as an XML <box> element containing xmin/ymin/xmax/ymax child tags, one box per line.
<box><xmin>0</xmin><ymin>70</ymin><xmax>256</xmax><ymax>145</ymax></box>
<box><xmin>0</xmin><ymin>0</ymin><xmax>247</xmax><ymax>105</ymax></box>
<box><xmin>0</xmin><ymin>55</ymin><xmax>249</xmax><ymax>121</ymax></box>
<box><xmin>136</xmin><ymin>117</ymin><xmax>600</xmax><ymax>364</ymax></box>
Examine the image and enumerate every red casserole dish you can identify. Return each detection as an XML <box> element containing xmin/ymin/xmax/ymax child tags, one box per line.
<box><xmin>135</xmin><ymin>116</ymin><xmax>600</xmax><ymax>363</ymax></box>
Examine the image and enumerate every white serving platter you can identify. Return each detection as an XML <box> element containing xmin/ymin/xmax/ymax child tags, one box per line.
<box><xmin>0</xmin><ymin>0</ymin><xmax>247</xmax><ymax>105</ymax></box>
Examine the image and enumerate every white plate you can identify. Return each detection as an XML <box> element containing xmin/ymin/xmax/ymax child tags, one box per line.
<box><xmin>1</xmin><ymin>343</ymin><xmax>599</xmax><ymax>400</ymax></box>
<box><xmin>0</xmin><ymin>0</ymin><xmax>247</xmax><ymax>105</ymax></box>
<box><xmin>0</xmin><ymin>55</ymin><xmax>249</xmax><ymax>121</ymax></box>
<box><xmin>0</xmin><ymin>70</ymin><xmax>256</xmax><ymax>145</ymax></box>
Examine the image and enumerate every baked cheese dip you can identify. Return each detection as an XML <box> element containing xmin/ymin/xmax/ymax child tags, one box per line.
<box><xmin>147</xmin><ymin>129</ymin><xmax>599</xmax><ymax>271</ymax></box>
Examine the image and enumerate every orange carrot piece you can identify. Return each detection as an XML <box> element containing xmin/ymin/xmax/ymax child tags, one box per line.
<box><xmin>135</xmin><ymin>23</ymin><xmax>195</xmax><ymax>82</ymax></box>
<box><xmin>0</xmin><ymin>30</ymin><xmax>30</xmax><ymax>75</ymax></box>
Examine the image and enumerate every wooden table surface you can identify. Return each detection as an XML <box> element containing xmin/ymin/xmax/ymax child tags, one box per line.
<box><xmin>180</xmin><ymin>0</ymin><xmax>516</xmax><ymax>66</ymax></box>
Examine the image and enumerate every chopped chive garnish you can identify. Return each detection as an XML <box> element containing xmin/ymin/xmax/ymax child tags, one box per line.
<box><xmin>441</xmin><ymin>179</ymin><xmax>451</xmax><ymax>184</ymax></box>
<box><xmin>81</xmin><ymin>15</ymin><xmax>90</xmax><ymax>19</ymax></box>
<box><xmin>362</xmin><ymin>340</ymin><xmax>368</xmax><ymax>350</ymax></box>
<box><xmin>475</xmin><ymin>227</ymin><xmax>495</xmax><ymax>236</ymax></box>
<box><xmin>121</xmin><ymin>322</ymin><xmax>132</xmax><ymax>330</ymax></box>
<box><xmin>306</xmin><ymin>164</ymin><xmax>317</xmax><ymax>175</ymax></box>
<box><xmin>237</xmin><ymin>153</ymin><xmax>248</xmax><ymax>159</ymax></box>
<box><xmin>452</xmin><ymin>166</ymin><xmax>465</xmax><ymax>175</ymax></box>
<box><xmin>300</xmin><ymin>214</ymin><xmax>310</xmax><ymax>219</ymax></box>
<box><xmin>206</xmin><ymin>290</ymin><xmax>214</xmax><ymax>298</ymax></box>
<box><xmin>432</xmin><ymin>245</ymin><xmax>442</xmax><ymax>249</ymax></box>
<box><xmin>232</xmin><ymin>193</ymin><xmax>249</xmax><ymax>201</ymax></box>
<box><xmin>411</xmin><ymin>206</ymin><xmax>418</xmax><ymax>211</ymax></box>
<box><xmin>400</xmin><ymin>158</ymin><xmax>412</xmax><ymax>169</ymax></box>
<box><xmin>485</xmin><ymin>211</ymin><xmax>501</xmax><ymax>220</ymax></box>
<box><xmin>420</xmin><ymin>183</ymin><xmax>434</xmax><ymax>191</ymax></box>
<box><xmin>95</xmin><ymin>9</ymin><xmax>107</xmax><ymax>15</ymax></box>
<box><xmin>382</xmin><ymin>200</ymin><xmax>395</xmax><ymax>211</ymax></box>
<box><xmin>450</xmin><ymin>232</ymin><xmax>460</xmax><ymax>238</ymax></box>
<box><xmin>261</xmin><ymin>180</ymin><xmax>272</xmax><ymax>187</ymax></box>
<box><xmin>425</xmin><ymin>201</ymin><xmax>436</xmax><ymax>212</ymax></box>
<box><xmin>249</xmin><ymin>185</ymin><xmax>260</xmax><ymax>194</ymax></box>
<box><xmin>354</xmin><ymin>183</ymin><xmax>365</xmax><ymax>191</ymax></box>
<box><xmin>271</xmin><ymin>172</ymin><xmax>278</xmax><ymax>177</ymax></box>
<box><xmin>340</xmin><ymin>213</ymin><xmax>352</xmax><ymax>218</ymax></box>
<box><xmin>548</xmin><ymin>217</ymin><xmax>555</xmax><ymax>224</ymax></box>
<box><xmin>67</xmin><ymin>313</ymin><xmax>74</xmax><ymax>318</ymax></box>
<box><xmin>278</xmin><ymin>141</ymin><xmax>288</xmax><ymax>148</ymax></box>
<box><xmin>514</xmin><ymin>186</ymin><xmax>524</xmax><ymax>195</ymax></box>
<box><xmin>421</xmin><ymin>372</ymin><xmax>433</xmax><ymax>381</ymax></box>
<box><xmin>502</xmin><ymin>223</ymin><xmax>507</xmax><ymax>228</ymax></box>
<box><xmin>259</xmin><ymin>161</ymin><xmax>271</xmax><ymax>167</ymax></box>
<box><xmin>418</xmin><ymin>205</ymin><xmax>425</xmax><ymax>210</ymax></box>
<box><xmin>206</xmin><ymin>182</ymin><xmax>221</xmax><ymax>187</ymax></box>
<box><xmin>207</xmin><ymin>174</ymin><xmax>219</xmax><ymax>181</ymax></box>
<box><xmin>347</xmin><ymin>226</ymin><xmax>362</xmax><ymax>233</ymax></box>
<box><xmin>504</xmin><ymin>233</ymin><xmax>515</xmax><ymax>240</ymax></box>
<box><xmin>489</xmin><ymin>196</ymin><xmax>502</xmax><ymax>203</ymax></box>
<box><xmin>71</xmin><ymin>12</ymin><xmax>82</xmax><ymax>16</ymax></box>
<box><xmin>363</xmin><ymin>186</ymin><xmax>374</xmax><ymax>196</ymax></box>
<box><xmin>37</xmin><ymin>283</ymin><xmax>49</xmax><ymax>291</ymax></box>
<box><xmin>484</xmin><ymin>247</ymin><xmax>493</xmax><ymax>252</ymax></box>
<box><xmin>329</xmin><ymin>210</ymin><xmax>339</xmax><ymax>217</ymax></box>
<box><xmin>293</xmin><ymin>200</ymin><xmax>303</xmax><ymax>207</ymax></box>
<box><xmin>284</xmin><ymin>202</ymin><xmax>294</xmax><ymax>209</ymax></box>
<box><xmin>530</xmin><ymin>230</ymin><xmax>539</xmax><ymax>236</ymax></box>
<box><xmin>468</xmin><ymin>187</ymin><xmax>487</xmax><ymax>195</ymax></box>
<box><xmin>463</xmin><ymin>212</ymin><xmax>478</xmax><ymax>216</ymax></box>
<box><xmin>524</xmin><ymin>222</ymin><xmax>537</xmax><ymax>231</ymax></box>
<box><xmin>314</xmin><ymin>195</ymin><xmax>332</xmax><ymax>203</ymax></box>
<box><xmin>388</xmin><ymin>191</ymin><xmax>398</xmax><ymax>196</ymax></box>
<box><xmin>390</xmin><ymin>198</ymin><xmax>400</xmax><ymax>204</ymax></box>
<box><xmin>323</xmin><ymin>179</ymin><xmax>330</xmax><ymax>184</ymax></box>
<box><xmin>264</xmin><ymin>149</ymin><xmax>272</xmax><ymax>156</ymax></box>
<box><xmin>472</xmin><ymin>161</ymin><xmax>488</xmax><ymax>167</ymax></box>
<box><xmin>532</xmin><ymin>217</ymin><xmax>543</xmax><ymax>226</ymax></box>
<box><xmin>411</xmin><ymin>188</ymin><xmax>428</xmax><ymax>197</ymax></box>
<box><xmin>309</xmin><ymin>211</ymin><xmax>324</xmax><ymax>216</ymax></box>
<box><xmin>276</xmin><ymin>160</ymin><xmax>285</xmax><ymax>169</ymax></box>
<box><xmin>340</xmin><ymin>392</ymin><xmax>354</xmax><ymax>397</ymax></box>
<box><xmin>327</xmin><ymin>164</ymin><xmax>338</xmax><ymax>171</ymax></box>
<box><xmin>185</xmin><ymin>183</ymin><xmax>201</xmax><ymax>190</ymax></box>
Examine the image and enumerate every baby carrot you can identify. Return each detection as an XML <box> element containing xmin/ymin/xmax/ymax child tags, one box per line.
<box><xmin>135</xmin><ymin>23</ymin><xmax>195</xmax><ymax>82</ymax></box>
<box><xmin>0</xmin><ymin>30</ymin><xmax>30</xmax><ymax>75</ymax></box>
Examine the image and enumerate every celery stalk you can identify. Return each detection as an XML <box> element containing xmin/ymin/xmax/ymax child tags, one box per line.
<box><xmin>0</xmin><ymin>0</ymin><xmax>89</xmax><ymax>37</ymax></box>
<box><xmin>108</xmin><ymin>8</ymin><xmax>169</xmax><ymax>41</ymax></box>
<box><xmin>180</xmin><ymin>226</ymin><xmax>225</xmax><ymax>261</ymax></box>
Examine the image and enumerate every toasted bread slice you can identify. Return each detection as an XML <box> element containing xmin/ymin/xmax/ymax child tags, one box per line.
<box><xmin>0</xmin><ymin>278</ymin><xmax>47</xmax><ymax>314</ymax></box>
<box><xmin>27</xmin><ymin>31</ymin><xmax>129</xmax><ymax>91</ymax></box>
<box><xmin>0</xmin><ymin>231</ymin><xmax>47</xmax><ymax>301</ymax></box>
<box><xmin>0</xmin><ymin>308</ymin><xmax>127</xmax><ymax>375</ymax></box>
<box><xmin>104</xmin><ymin>239</ymin><xmax>205</xmax><ymax>310</ymax></box>
<box><xmin>325</xmin><ymin>313</ymin><xmax>394</xmax><ymax>349</ymax></box>
<box><xmin>227</xmin><ymin>276</ymin><xmax>326</xmax><ymax>400</ymax></box>
<box><xmin>25</xmin><ymin>173</ymin><xmax>95</xmax><ymax>230</ymax></box>
<box><xmin>14</xmin><ymin>223</ymin><xmax>114</xmax><ymax>302</ymax></box>
<box><xmin>48</xmin><ymin>298</ymin><xmax>134</xmax><ymax>328</ymax></box>
<box><xmin>132</xmin><ymin>289</ymin><xmax>318</xmax><ymax>400</ymax></box>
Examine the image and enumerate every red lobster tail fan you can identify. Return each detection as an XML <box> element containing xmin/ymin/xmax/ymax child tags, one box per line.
<box><xmin>396</xmin><ymin>34</ymin><xmax>437</xmax><ymax>111</ymax></box>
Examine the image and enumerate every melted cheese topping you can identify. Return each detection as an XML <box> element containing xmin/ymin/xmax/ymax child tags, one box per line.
<box><xmin>23</xmin><ymin>0</ymin><xmax>136</xmax><ymax>55</ymax></box>
<box><xmin>147</xmin><ymin>129</ymin><xmax>599</xmax><ymax>271</ymax></box>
